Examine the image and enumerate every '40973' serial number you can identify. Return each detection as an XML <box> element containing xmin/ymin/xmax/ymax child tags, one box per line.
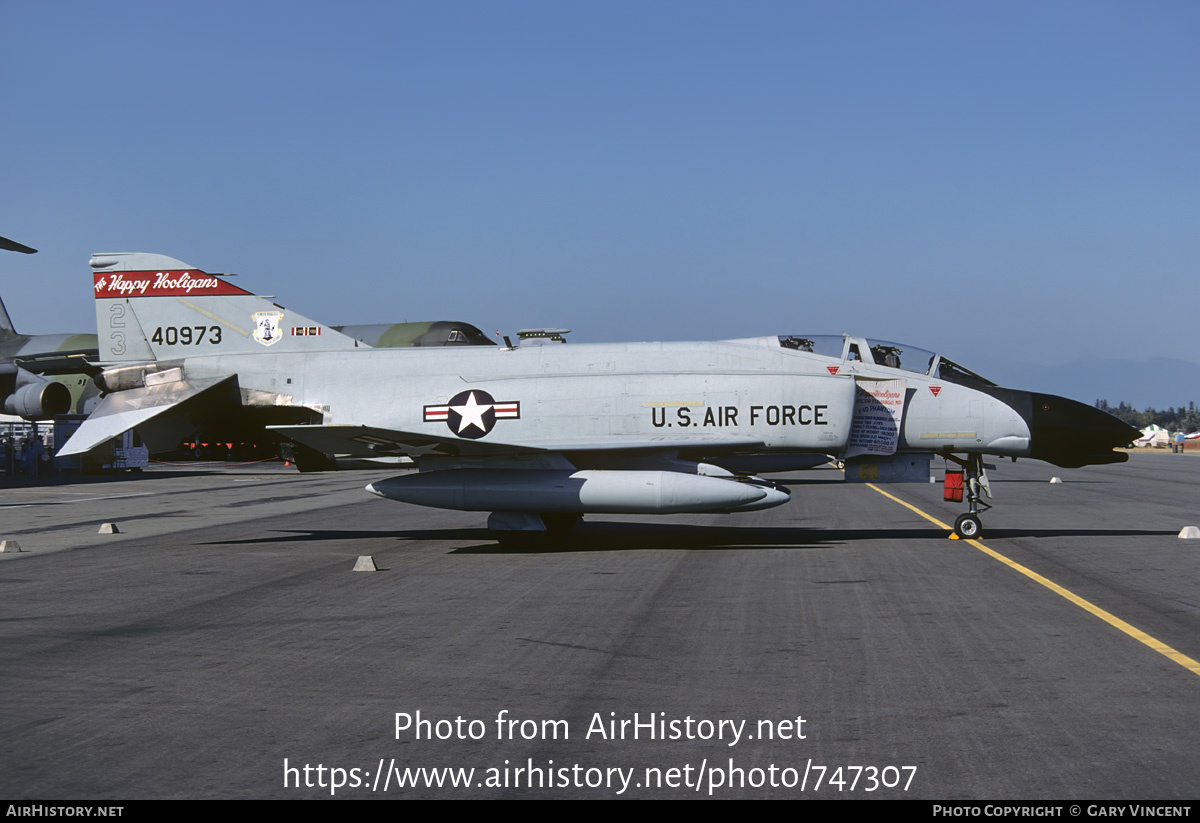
<box><xmin>151</xmin><ymin>326</ymin><xmax>223</xmax><ymax>345</ymax></box>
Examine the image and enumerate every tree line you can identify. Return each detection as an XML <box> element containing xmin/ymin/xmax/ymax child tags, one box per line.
<box><xmin>1095</xmin><ymin>400</ymin><xmax>1200</xmax><ymax>432</ymax></box>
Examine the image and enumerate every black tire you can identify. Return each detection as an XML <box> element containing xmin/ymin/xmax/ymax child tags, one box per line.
<box><xmin>954</xmin><ymin>513</ymin><xmax>982</xmax><ymax>540</ymax></box>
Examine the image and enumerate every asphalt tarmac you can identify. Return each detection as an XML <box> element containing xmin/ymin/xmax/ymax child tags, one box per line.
<box><xmin>1</xmin><ymin>453</ymin><xmax>1197</xmax><ymax>799</ymax></box>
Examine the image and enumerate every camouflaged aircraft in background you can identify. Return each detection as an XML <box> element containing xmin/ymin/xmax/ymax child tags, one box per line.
<box><xmin>59</xmin><ymin>250</ymin><xmax>1137</xmax><ymax>539</ymax></box>
<box><xmin>1</xmin><ymin>236</ymin><xmax>101</xmax><ymax>420</ymax></box>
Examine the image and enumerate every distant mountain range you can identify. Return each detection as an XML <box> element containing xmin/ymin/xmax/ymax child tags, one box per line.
<box><xmin>967</xmin><ymin>356</ymin><xmax>1200</xmax><ymax>411</ymax></box>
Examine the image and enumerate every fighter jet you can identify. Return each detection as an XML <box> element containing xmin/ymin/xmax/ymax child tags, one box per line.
<box><xmin>1</xmin><ymin>236</ymin><xmax>101</xmax><ymax>419</ymax></box>
<box><xmin>61</xmin><ymin>256</ymin><xmax>1137</xmax><ymax>539</ymax></box>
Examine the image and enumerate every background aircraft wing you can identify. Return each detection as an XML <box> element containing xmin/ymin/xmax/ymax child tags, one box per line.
<box><xmin>0</xmin><ymin>235</ymin><xmax>37</xmax><ymax>254</ymax></box>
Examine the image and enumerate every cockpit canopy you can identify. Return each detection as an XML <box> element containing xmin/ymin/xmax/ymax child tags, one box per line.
<box><xmin>777</xmin><ymin>335</ymin><xmax>995</xmax><ymax>389</ymax></box>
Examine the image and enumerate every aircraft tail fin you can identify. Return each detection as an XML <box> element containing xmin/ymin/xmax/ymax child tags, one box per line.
<box><xmin>91</xmin><ymin>252</ymin><xmax>365</xmax><ymax>363</ymax></box>
<box><xmin>0</xmin><ymin>293</ymin><xmax>14</xmax><ymax>339</ymax></box>
<box><xmin>2</xmin><ymin>234</ymin><xmax>34</xmax><ymax>337</ymax></box>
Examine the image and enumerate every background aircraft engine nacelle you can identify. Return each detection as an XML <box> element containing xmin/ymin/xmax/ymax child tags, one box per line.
<box><xmin>4</xmin><ymin>380</ymin><xmax>72</xmax><ymax>419</ymax></box>
<box><xmin>366</xmin><ymin>469</ymin><xmax>791</xmax><ymax>514</ymax></box>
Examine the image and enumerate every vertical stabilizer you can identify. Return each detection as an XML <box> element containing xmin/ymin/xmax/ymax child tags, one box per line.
<box><xmin>0</xmin><ymin>293</ymin><xmax>14</xmax><ymax>338</ymax></box>
<box><xmin>1</xmin><ymin>233</ymin><xmax>35</xmax><ymax>338</ymax></box>
<box><xmin>91</xmin><ymin>252</ymin><xmax>365</xmax><ymax>363</ymax></box>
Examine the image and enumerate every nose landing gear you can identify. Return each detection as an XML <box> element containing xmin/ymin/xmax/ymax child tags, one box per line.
<box><xmin>954</xmin><ymin>512</ymin><xmax>982</xmax><ymax>539</ymax></box>
<box><xmin>945</xmin><ymin>453</ymin><xmax>992</xmax><ymax>539</ymax></box>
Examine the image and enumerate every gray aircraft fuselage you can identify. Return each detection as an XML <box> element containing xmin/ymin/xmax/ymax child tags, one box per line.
<box><xmin>160</xmin><ymin>333</ymin><xmax>1129</xmax><ymax>472</ymax></box>
<box><xmin>180</xmin><ymin>341</ymin><xmax>990</xmax><ymax>455</ymax></box>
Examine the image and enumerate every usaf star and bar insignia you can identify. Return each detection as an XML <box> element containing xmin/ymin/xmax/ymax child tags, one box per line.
<box><xmin>424</xmin><ymin>390</ymin><xmax>520</xmax><ymax>439</ymax></box>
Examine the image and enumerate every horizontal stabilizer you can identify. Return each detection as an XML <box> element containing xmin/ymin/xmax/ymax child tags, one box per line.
<box><xmin>57</xmin><ymin>374</ymin><xmax>240</xmax><ymax>456</ymax></box>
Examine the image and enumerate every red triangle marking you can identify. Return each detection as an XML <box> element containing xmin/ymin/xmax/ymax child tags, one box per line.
<box><xmin>929</xmin><ymin>386</ymin><xmax>942</xmax><ymax>397</ymax></box>
<box><xmin>826</xmin><ymin>366</ymin><xmax>839</xmax><ymax>375</ymax></box>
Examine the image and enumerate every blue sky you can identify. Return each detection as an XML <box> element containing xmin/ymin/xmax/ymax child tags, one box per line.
<box><xmin>2</xmin><ymin>1</ymin><xmax>1196</xmax><ymax>374</ymax></box>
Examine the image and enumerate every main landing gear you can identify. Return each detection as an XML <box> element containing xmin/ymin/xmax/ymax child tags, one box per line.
<box><xmin>946</xmin><ymin>453</ymin><xmax>992</xmax><ymax>540</ymax></box>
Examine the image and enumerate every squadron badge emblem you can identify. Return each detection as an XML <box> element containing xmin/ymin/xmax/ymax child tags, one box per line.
<box><xmin>252</xmin><ymin>311</ymin><xmax>284</xmax><ymax>346</ymax></box>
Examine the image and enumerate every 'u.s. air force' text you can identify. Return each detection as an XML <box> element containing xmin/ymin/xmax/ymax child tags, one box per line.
<box><xmin>650</xmin><ymin>405</ymin><xmax>830</xmax><ymax>428</ymax></box>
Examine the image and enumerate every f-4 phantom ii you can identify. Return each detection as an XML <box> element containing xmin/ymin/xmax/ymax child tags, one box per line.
<box><xmin>61</xmin><ymin>255</ymin><xmax>1137</xmax><ymax>539</ymax></box>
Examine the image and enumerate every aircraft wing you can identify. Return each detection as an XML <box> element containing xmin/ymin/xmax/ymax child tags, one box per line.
<box><xmin>57</xmin><ymin>374</ymin><xmax>241</xmax><ymax>456</ymax></box>
<box><xmin>0</xmin><ymin>235</ymin><xmax>37</xmax><ymax>254</ymax></box>
<box><xmin>267</xmin><ymin>424</ymin><xmax>766</xmax><ymax>460</ymax></box>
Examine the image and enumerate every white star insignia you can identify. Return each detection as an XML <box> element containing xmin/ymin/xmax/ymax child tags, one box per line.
<box><xmin>454</xmin><ymin>391</ymin><xmax>493</xmax><ymax>434</ymax></box>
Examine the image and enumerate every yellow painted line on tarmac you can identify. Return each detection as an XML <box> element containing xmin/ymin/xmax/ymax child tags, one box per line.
<box><xmin>865</xmin><ymin>483</ymin><xmax>1200</xmax><ymax>678</ymax></box>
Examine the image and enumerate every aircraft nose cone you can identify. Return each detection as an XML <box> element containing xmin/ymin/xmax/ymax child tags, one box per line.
<box><xmin>1025</xmin><ymin>392</ymin><xmax>1139</xmax><ymax>468</ymax></box>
